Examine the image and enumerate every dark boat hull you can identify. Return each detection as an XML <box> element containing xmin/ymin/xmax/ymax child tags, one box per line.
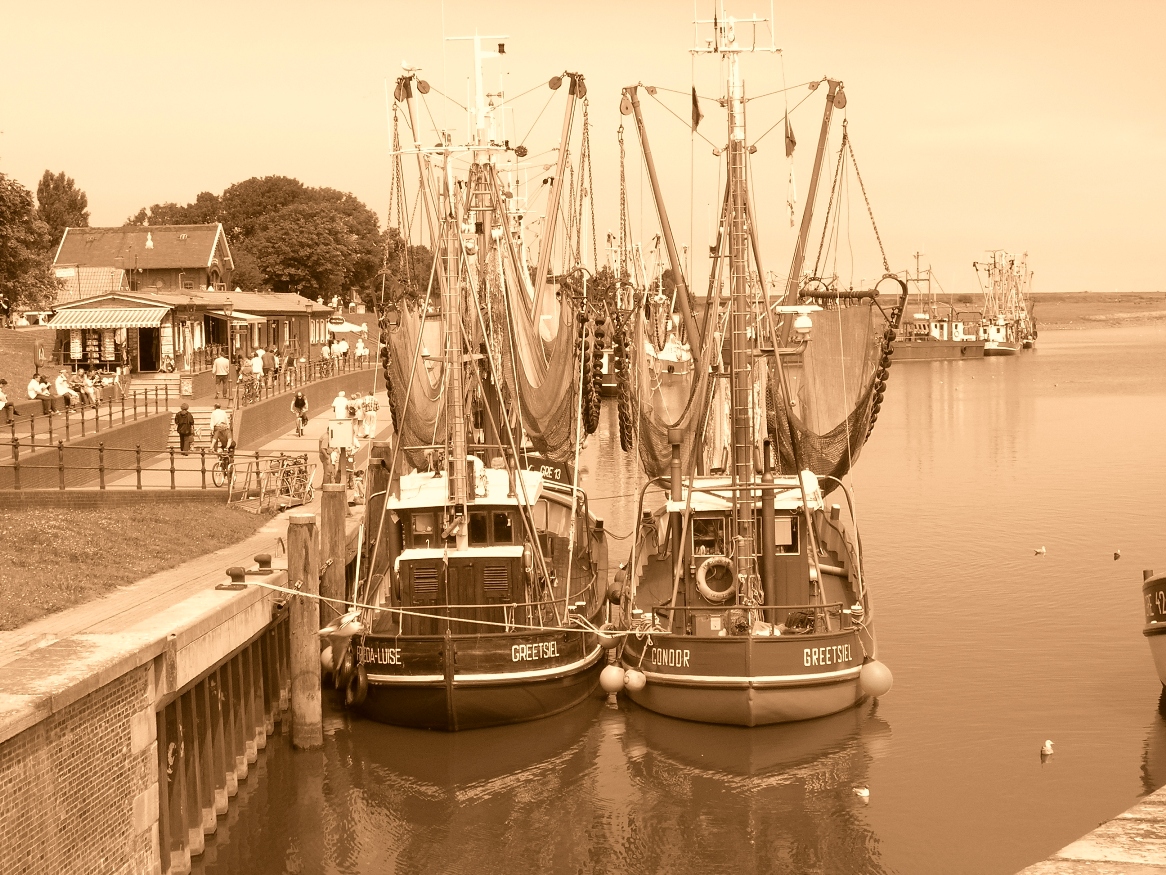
<box><xmin>357</xmin><ymin>630</ymin><xmax>605</xmax><ymax>730</ymax></box>
<box><xmin>620</xmin><ymin>628</ymin><xmax>869</xmax><ymax>726</ymax></box>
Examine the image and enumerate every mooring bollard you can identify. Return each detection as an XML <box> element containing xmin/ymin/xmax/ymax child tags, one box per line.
<box><xmin>320</xmin><ymin>484</ymin><xmax>346</xmax><ymax>627</ymax></box>
<box><xmin>287</xmin><ymin>513</ymin><xmax>323</xmax><ymax>749</ymax></box>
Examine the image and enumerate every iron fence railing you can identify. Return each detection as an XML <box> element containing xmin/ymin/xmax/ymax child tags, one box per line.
<box><xmin>0</xmin><ymin>442</ymin><xmax>316</xmax><ymax>492</ymax></box>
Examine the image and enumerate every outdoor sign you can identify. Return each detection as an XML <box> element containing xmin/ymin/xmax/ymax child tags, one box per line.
<box><xmin>328</xmin><ymin>417</ymin><xmax>355</xmax><ymax>449</ymax></box>
<box><xmin>180</xmin><ymin>375</ymin><xmax>194</xmax><ymax>396</ymax></box>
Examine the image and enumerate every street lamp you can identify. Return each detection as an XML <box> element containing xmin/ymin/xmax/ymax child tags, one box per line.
<box><xmin>304</xmin><ymin>301</ymin><xmax>312</xmax><ymax>367</ymax></box>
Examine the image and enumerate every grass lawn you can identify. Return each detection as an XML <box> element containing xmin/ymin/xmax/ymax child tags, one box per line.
<box><xmin>0</xmin><ymin>501</ymin><xmax>274</xmax><ymax>631</ymax></box>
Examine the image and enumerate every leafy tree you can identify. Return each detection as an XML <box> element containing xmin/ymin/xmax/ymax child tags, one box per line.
<box><xmin>125</xmin><ymin>191</ymin><xmax>219</xmax><ymax>226</ymax></box>
<box><xmin>377</xmin><ymin>227</ymin><xmax>434</xmax><ymax>307</ymax></box>
<box><xmin>219</xmin><ymin>176</ymin><xmax>306</xmax><ymax>242</ymax></box>
<box><xmin>0</xmin><ymin>174</ymin><xmax>61</xmax><ymax>308</ymax></box>
<box><xmin>251</xmin><ymin>202</ymin><xmax>357</xmax><ymax>297</ymax></box>
<box><xmin>36</xmin><ymin>170</ymin><xmax>89</xmax><ymax>245</ymax></box>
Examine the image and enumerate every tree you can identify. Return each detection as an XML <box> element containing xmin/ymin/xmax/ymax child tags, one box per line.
<box><xmin>218</xmin><ymin>176</ymin><xmax>306</xmax><ymax>243</ymax></box>
<box><xmin>0</xmin><ymin>174</ymin><xmax>60</xmax><ymax>308</ymax></box>
<box><xmin>36</xmin><ymin>170</ymin><xmax>89</xmax><ymax>245</ymax></box>
<box><xmin>251</xmin><ymin>202</ymin><xmax>359</xmax><ymax>297</ymax></box>
<box><xmin>125</xmin><ymin>191</ymin><xmax>219</xmax><ymax>227</ymax></box>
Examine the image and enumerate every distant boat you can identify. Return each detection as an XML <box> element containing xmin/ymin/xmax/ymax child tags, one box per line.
<box><xmin>895</xmin><ymin>256</ymin><xmax>984</xmax><ymax>360</ymax></box>
<box><xmin>975</xmin><ymin>251</ymin><xmax>1037</xmax><ymax>355</ymax></box>
<box><xmin>1143</xmin><ymin>568</ymin><xmax>1166</xmax><ymax>688</ymax></box>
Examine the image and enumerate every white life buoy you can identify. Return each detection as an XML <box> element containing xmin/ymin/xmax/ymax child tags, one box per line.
<box><xmin>695</xmin><ymin>556</ymin><xmax>736</xmax><ymax>603</ymax></box>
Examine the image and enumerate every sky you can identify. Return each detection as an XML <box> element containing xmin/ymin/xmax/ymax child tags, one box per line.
<box><xmin>2</xmin><ymin>0</ymin><xmax>1163</xmax><ymax>295</ymax></box>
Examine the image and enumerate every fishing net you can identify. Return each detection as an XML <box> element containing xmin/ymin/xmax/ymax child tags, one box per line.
<box><xmin>767</xmin><ymin>301</ymin><xmax>890</xmax><ymax>481</ymax></box>
<box><xmin>383</xmin><ymin>304</ymin><xmax>446</xmax><ymax>470</ymax></box>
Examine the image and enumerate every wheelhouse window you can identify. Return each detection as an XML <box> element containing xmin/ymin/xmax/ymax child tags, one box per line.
<box><xmin>692</xmin><ymin>516</ymin><xmax>726</xmax><ymax>556</ymax></box>
<box><xmin>411</xmin><ymin>512</ymin><xmax>436</xmax><ymax>548</ymax></box>
<box><xmin>468</xmin><ymin>511</ymin><xmax>489</xmax><ymax>546</ymax></box>
<box><xmin>492</xmin><ymin>511</ymin><xmax>514</xmax><ymax>544</ymax></box>
<box><xmin>775</xmin><ymin>515</ymin><xmax>799</xmax><ymax>554</ymax></box>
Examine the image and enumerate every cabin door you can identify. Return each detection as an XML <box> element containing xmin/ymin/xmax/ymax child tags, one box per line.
<box><xmin>137</xmin><ymin>328</ymin><xmax>160</xmax><ymax>372</ymax></box>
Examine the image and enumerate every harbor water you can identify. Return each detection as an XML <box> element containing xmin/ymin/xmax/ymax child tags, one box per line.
<box><xmin>192</xmin><ymin>325</ymin><xmax>1166</xmax><ymax>875</ymax></box>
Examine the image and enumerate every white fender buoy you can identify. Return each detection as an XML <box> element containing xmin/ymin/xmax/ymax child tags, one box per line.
<box><xmin>624</xmin><ymin>668</ymin><xmax>647</xmax><ymax>693</ymax></box>
<box><xmin>596</xmin><ymin>624</ymin><xmax>619</xmax><ymax>649</ymax></box>
<box><xmin>600</xmin><ymin>665</ymin><xmax>626</xmax><ymax>694</ymax></box>
<box><xmin>320</xmin><ymin>645</ymin><xmax>334</xmax><ymax>677</ymax></box>
<box><xmin>860</xmin><ymin>660</ymin><xmax>893</xmax><ymax>698</ymax></box>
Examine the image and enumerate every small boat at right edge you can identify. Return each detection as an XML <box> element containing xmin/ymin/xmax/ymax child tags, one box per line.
<box><xmin>1143</xmin><ymin>568</ymin><xmax>1166</xmax><ymax>689</ymax></box>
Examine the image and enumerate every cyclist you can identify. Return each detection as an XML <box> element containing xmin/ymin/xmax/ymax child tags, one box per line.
<box><xmin>291</xmin><ymin>391</ymin><xmax>309</xmax><ymax>435</ymax></box>
<box><xmin>209</xmin><ymin>403</ymin><xmax>233</xmax><ymax>452</ymax></box>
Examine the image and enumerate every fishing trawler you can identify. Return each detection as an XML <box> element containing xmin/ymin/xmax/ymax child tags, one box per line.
<box><xmin>602</xmin><ymin>8</ymin><xmax>900</xmax><ymax>726</ymax></box>
<box><xmin>895</xmin><ymin>254</ymin><xmax>984</xmax><ymax>360</ymax></box>
<box><xmin>974</xmin><ymin>250</ymin><xmax>1037</xmax><ymax>355</ymax></box>
<box><xmin>331</xmin><ymin>40</ymin><xmax>608</xmax><ymax>730</ymax></box>
<box><xmin>1143</xmin><ymin>569</ymin><xmax>1166</xmax><ymax>688</ymax></box>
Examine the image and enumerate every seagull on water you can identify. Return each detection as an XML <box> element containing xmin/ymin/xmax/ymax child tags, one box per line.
<box><xmin>1041</xmin><ymin>740</ymin><xmax>1054</xmax><ymax>757</ymax></box>
<box><xmin>1034</xmin><ymin>546</ymin><xmax>1046</xmax><ymax>556</ymax></box>
<box><xmin>1114</xmin><ymin>550</ymin><xmax>1121</xmax><ymax>560</ymax></box>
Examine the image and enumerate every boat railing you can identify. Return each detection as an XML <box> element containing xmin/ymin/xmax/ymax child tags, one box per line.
<box><xmin>644</xmin><ymin>601</ymin><xmax>857</xmax><ymax>635</ymax></box>
<box><xmin>389</xmin><ymin>581</ymin><xmax>603</xmax><ymax>636</ymax></box>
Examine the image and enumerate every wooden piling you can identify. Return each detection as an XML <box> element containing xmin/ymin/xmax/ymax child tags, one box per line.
<box><xmin>194</xmin><ymin>680</ymin><xmax>219</xmax><ymax>832</ymax></box>
<box><xmin>229</xmin><ymin>656</ymin><xmax>249</xmax><ymax>779</ymax></box>
<box><xmin>208</xmin><ymin>668</ymin><xmax>230</xmax><ymax>811</ymax></box>
<box><xmin>178</xmin><ymin>690</ymin><xmax>205</xmax><ymax>857</ymax></box>
<box><xmin>320</xmin><ymin>484</ymin><xmax>346</xmax><ymax>628</ymax></box>
<box><xmin>161</xmin><ymin>701</ymin><xmax>191</xmax><ymax>874</ymax></box>
<box><xmin>287</xmin><ymin>513</ymin><xmax>323</xmax><ymax>749</ymax></box>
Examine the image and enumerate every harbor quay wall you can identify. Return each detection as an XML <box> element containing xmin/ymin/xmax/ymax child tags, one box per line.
<box><xmin>233</xmin><ymin>368</ymin><xmax>380</xmax><ymax>450</ymax></box>
<box><xmin>0</xmin><ymin>569</ymin><xmax>291</xmax><ymax>875</ymax></box>
<box><xmin>0</xmin><ymin>512</ymin><xmax>364</xmax><ymax>875</ymax></box>
<box><xmin>0</xmin><ymin>413</ymin><xmax>173</xmax><ymax>491</ymax></box>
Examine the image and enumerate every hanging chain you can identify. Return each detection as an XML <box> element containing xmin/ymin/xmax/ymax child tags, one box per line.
<box><xmin>846</xmin><ymin>132</ymin><xmax>890</xmax><ymax>273</ymax></box>
<box><xmin>582</xmin><ymin>97</ymin><xmax>598</xmax><ymax>270</ymax></box>
<box><xmin>618</xmin><ymin>124</ymin><xmax>628</xmax><ymax>284</ymax></box>
<box><xmin>812</xmin><ymin>124</ymin><xmax>848</xmax><ymax>281</ymax></box>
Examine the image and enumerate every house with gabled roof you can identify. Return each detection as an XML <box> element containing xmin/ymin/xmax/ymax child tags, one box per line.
<box><xmin>53</xmin><ymin>224</ymin><xmax>234</xmax><ymax>293</ymax></box>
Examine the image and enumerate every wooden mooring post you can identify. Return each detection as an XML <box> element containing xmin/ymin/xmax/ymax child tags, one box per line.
<box><xmin>320</xmin><ymin>483</ymin><xmax>346</xmax><ymax>628</ymax></box>
<box><xmin>287</xmin><ymin>513</ymin><xmax>323</xmax><ymax>749</ymax></box>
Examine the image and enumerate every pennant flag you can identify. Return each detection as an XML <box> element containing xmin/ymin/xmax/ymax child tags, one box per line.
<box><xmin>692</xmin><ymin>87</ymin><xmax>703</xmax><ymax>131</ymax></box>
<box><xmin>784</xmin><ymin>114</ymin><xmax>796</xmax><ymax>158</ymax></box>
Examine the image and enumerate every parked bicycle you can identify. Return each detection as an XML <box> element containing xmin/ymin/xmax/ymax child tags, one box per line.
<box><xmin>237</xmin><ymin>376</ymin><xmax>263</xmax><ymax>406</ymax></box>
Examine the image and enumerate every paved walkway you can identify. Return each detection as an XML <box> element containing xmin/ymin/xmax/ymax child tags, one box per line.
<box><xmin>0</xmin><ymin>389</ymin><xmax>391</xmax><ymax>668</ymax></box>
<box><xmin>101</xmin><ymin>392</ymin><xmax>388</xmax><ymax>491</ymax></box>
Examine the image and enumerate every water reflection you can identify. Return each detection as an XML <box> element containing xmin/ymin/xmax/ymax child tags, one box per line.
<box><xmin>1143</xmin><ymin>687</ymin><xmax>1166</xmax><ymax>795</ymax></box>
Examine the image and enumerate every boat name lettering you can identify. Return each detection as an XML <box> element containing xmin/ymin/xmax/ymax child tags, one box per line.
<box><xmin>650</xmin><ymin>648</ymin><xmax>691</xmax><ymax>668</ymax></box>
<box><xmin>803</xmin><ymin>644</ymin><xmax>852</xmax><ymax>667</ymax></box>
<box><xmin>512</xmin><ymin>641</ymin><xmax>559</xmax><ymax>662</ymax></box>
<box><xmin>358</xmin><ymin>645</ymin><xmax>403</xmax><ymax>666</ymax></box>
<box><xmin>1147</xmin><ymin>588</ymin><xmax>1166</xmax><ymax>621</ymax></box>
<box><xmin>540</xmin><ymin>464</ymin><xmax>564</xmax><ymax>482</ymax></box>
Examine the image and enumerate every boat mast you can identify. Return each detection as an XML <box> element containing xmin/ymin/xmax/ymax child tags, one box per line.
<box><xmin>784</xmin><ymin>79</ymin><xmax>842</xmax><ymax>302</ymax></box>
<box><xmin>694</xmin><ymin>5</ymin><xmax>776</xmax><ymax>600</ymax></box>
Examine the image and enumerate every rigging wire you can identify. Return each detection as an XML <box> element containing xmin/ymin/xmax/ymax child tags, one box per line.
<box><xmin>750</xmin><ymin>84</ymin><xmax>819</xmax><ymax>147</ymax></box>
<box><xmin>644</xmin><ymin>88</ymin><xmax>719</xmax><ymax>149</ymax></box>
<box><xmin>517</xmin><ymin>89</ymin><xmax>558</xmax><ymax>147</ymax></box>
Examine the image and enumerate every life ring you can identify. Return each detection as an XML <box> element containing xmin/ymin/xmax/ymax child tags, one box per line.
<box><xmin>696</xmin><ymin>556</ymin><xmax>737</xmax><ymax>603</ymax></box>
<box><xmin>344</xmin><ymin>664</ymin><xmax>368</xmax><ymax>707</ymax></box>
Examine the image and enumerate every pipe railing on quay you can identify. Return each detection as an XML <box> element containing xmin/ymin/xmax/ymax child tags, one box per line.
<box><xmin>231</xmin><ymin>355</ymin><xmax>373</xmax><ymax>409</ymax></box>
<box><xmin>0</xmin><ymin>442</ymin><xmax>317</xmax><ymax>492</ymax></box>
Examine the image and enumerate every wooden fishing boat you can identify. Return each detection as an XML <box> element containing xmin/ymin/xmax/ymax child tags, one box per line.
<box><xmin>895</xmin><ymin>256</ymin><xmax>984</xmax><ymax>360</ymax></box>
<box><xmin>975</xmin><ymin>250</ymin><xmax>1037</xmax><ymax>354</ymax></box>
<box><xmin>337</xmin><ymin>40</ymin><xmax>608</xmax><ymax>730</ymax></box>
<box><xmin>605</xmin><ymin>7</ymin><xmax>898</xmax><ymax>726</ymax></box>
<box><xmin>1143</xmin><ymin>568</ymin><xmax>1166</xmax><ymax>688</ymax></box>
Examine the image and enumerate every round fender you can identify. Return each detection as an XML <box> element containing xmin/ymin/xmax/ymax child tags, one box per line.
<box><xmin>696</xmin><ymin>556</ymin><xmax>737</xmax><ymax>603</ymax></box>
<box><xmin>335</xmin><ymin>644</ymin><xmax>355</xmax><ymax>691</ymax></box>
<box><xmin>344</xmin><ymin>664</ymin><xmax>369</xmax><ymax>707</ymax></box>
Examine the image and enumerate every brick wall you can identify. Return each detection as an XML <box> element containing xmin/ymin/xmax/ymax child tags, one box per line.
<box><xmin>0</xmin><ymin>665</ymin><xmax>158</xmax><ymax>875</ymax></box>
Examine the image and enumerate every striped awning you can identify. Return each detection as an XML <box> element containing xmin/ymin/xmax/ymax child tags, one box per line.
<box><xmin>48</xmin><ymin>307</ymin><xmax>169</xmax><ymax>329</ymax></box>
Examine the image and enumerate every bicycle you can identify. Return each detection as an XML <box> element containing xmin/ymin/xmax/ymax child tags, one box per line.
<box><xmin>294</xmin><ymin>411</ymin><xmax>308</xmax><ymax>436</ymax></box>
<box><xmin>211</xmin><ymin>446</ymin><xmax>235</xmax><ymax>488</ymax></box>
<box><xmin>238</xmin><ymin>377</ymin><xmax>262</xmax><ymax>406</ymax></box>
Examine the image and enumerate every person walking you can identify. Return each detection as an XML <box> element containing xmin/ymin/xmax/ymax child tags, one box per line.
<box><xmin>212</xmin><ymin>351</ymin><xmax>231</xmax><ymax>399</ymax></box>
<box><xmin>174</xmin><ymin>403</ymin><xmax>195</xmax><ymax>455</ymax></box>
<box><xmin>250</xmin><ymin>349</ymin><xmax>264</xmax><ymax>389</ymax></box>
<box><xmin>331</xmin><ymin>390</ymin><xmax>350</xmax><ymax>419</ymax></box>
<box><xmin>362</xmin><ymin>392</ymin><xmax>379</xmax><ymax>438</ymax></box>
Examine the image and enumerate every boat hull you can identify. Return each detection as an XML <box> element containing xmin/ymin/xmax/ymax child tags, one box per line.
<box><xmin>1143</xmin><ymin>572</ymin><xmax>1166</xmax><ymax>686</ymax></box>
<box><xmin>355</xmin><ymin>630</ymin><xmax>605</xmax><ymax>730</ymax></box>
<box><xmin>893</xmin><ymin>340</ymin><xmax>984</xmax><ymax>361</ymax></box>
<box><xmin>983</xmin><ymin>342</ymin><xmax>1020</xmax><ymax>356</ymax></box>
<box><xmin>620</xmin><ymin>628</ymin><xmax>869</xmax><ymax>726</ymax></box>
